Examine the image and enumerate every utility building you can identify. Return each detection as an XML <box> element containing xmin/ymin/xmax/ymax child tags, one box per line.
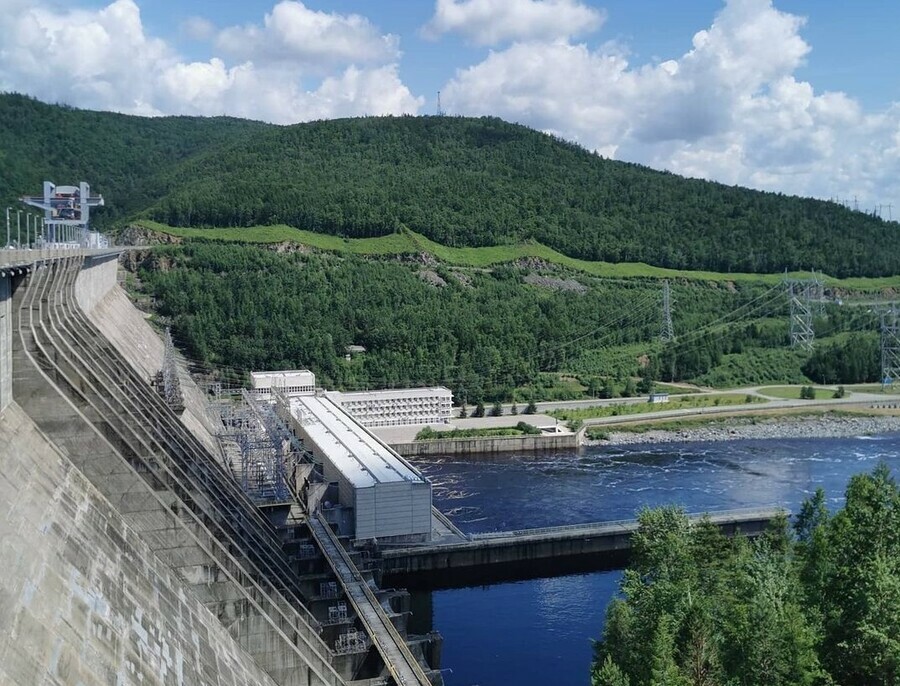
<box><xmin>250</xmin><ymin>369</ymin><xmax>316</xmax><ymax>397</ymax></box>
<box><xmin>328</xmin><ymin>387</ymin><xmax>453</xmax><ymax>427</ymax></box>
<box><xmin>286</xmin><ymin>394</ymin><xmax>432</xmax><ymax>542</ymax></box>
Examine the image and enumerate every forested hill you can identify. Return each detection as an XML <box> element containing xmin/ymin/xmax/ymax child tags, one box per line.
<box><xmin>0</xmin><ymin>94</ymin><xmax>266</xmax><ymax>223</ymax></box>
<box><xmin>3</xmin><ymin>93</ymin><xmax>897</xmax><ymax>277</ymax></box>
<box><xmin>146</xmin><ymin>115</ymin><xmax>898</xmax><ymax>277</ymax></box>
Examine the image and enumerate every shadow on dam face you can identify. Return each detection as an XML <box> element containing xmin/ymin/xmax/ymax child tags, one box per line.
<box><xmin>384</xmin><ymin>548</ymin><xmax>631</xmax><ymax>592</ymax></box>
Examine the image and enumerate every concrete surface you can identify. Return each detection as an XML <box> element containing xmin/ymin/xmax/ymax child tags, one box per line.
<box><xmin>10</xmin><ymin>256</ymin><xmax>345</xmax><ymax>685</ymax></box>
<box><xmin>372</xmin><ymin>413</ymin><xmax>563</xmax><ymax>444</ymax></box>
<box><xmin>0</xmin><ymin>275</ymin><xmax>9</xmax><ymax>411</ymax></box>
<box><xmin>83</xmin><ymin>274</ymin><xmax>221</xmax><ymax>456</ymax></box>
<box><xmin>0</xmin><ymin>401</ymin><xmax>280</xmax><ymax>686</ymax></box>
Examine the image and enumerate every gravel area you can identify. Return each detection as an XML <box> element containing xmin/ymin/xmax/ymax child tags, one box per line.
<box><xmin>586</xmin><ymin>414</ymin><xmax>900</xmax><ymax>446</ymax></box>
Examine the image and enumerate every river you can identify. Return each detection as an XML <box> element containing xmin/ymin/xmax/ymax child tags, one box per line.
<box><xmin>409</xmin><ymin>433</ymin><xmax>900</xmax><ymax>686</ymax></box>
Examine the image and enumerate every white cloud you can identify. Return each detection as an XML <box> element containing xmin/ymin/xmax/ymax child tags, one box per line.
<box><xmin>181</xmin><ymin>16</ymin><xmax>216</xmax><ymax>42</ymax></box>
<box><xmin>216</xmin><ymin>1</ymin><xmax>399</xmax><ymax>69</ymax></box>
<box><xmin>155</xmin><ymin>61</ymin><xmax>421</xmax><ymax>124</ymax></box>
<box><xmin>0</xmin><ymin>0</ymin><xmax>421</xmax><ymax>122</ymax></box>
<box><xmin>442</xmin><ymin>0</ymin><xmax>900</xmax><ymax>213</ymax></box>
<box><xmin>423</xmin><ymin>0</ymin><xmax>604</xmax><ymax>45</ymax></box>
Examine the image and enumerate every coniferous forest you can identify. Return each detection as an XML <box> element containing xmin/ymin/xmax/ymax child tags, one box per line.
<box><xmin>593</xmin><ymin>465</ymin><xmax>900</xmax><ymax>686</ymax></box>
<box><xmin>134</xmin><ymin>243</ymin><xmax>884</xmax><ymax>401</ymax></box>
<box><xmin>2</xmin><ymin>93</ymin><xmax>898</xmax><ymax>277</ymax></box>
<box><xmin>3</xmin><ymin>93</ymin><xmax>890</xmax><ymax>396</ymax></box>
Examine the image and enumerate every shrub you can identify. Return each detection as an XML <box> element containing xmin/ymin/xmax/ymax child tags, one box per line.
<box><xmin>515</xmin><ymin>421</ymin><xmax>541</xmax><ymax>435</ymax></box>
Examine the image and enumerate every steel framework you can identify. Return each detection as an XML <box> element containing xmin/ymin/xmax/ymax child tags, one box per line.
<box><xmin>881</xmin><ymin>305</ymin><xmax>900</xmax><ymax>390</ymax></box>
<box><xmin>660</xmin><ymin>279</ymin><xmax>675</xmax><ymax>342</ymax></box>
<box><xmin>785</xmin><ymin>276</ymin><xmax>823</xmax><ymax>350</ymax></box>
<box><xmin>152</xmin><ymin>327</ymin><xmax>185</xmax><ymax>413</ymax></box>
<box><xmin>209</xmin><ymin>387</ymin><xmax>307</xmax><ymax>502</ymax></box>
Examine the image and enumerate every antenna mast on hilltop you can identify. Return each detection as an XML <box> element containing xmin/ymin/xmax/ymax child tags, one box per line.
<box><xmin>436</xmin><ymin>91</ymin><xmax>444</xmax><ymax>117</ymax></box>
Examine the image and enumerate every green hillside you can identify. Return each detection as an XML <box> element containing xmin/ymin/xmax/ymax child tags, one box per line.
<box><xmin>136</xmin><ymin>220</ymin><xmax>900</xmax><ymax>290</ymax></box>
<box><xmin>0</xmin><ymin>94</ymin><xmax>266</xmax><ymax>222</ymax></box>
<box><xmin>1</xmin><ymin>94</ymin><xmax>897</xmax><ymax>277</ymax></box>
<box><xmin>131</xmin><ymin>242</ymin><xmax>885</xmax><ymax>402</ymax></box>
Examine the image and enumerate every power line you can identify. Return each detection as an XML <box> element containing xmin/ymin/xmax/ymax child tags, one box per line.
<box><xmin>653</xmin><ymin>286</ymin><xmax>786</xmax><ymax>353</ymax></box>
<box><xmin>660</xmin><ymin>280</ymin><xmax>674</xmax><ymax>343</ymax></box>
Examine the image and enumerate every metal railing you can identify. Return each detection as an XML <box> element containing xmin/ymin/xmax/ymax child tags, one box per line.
<box><xmin>469</xmin><ymin>506</ymin><xmax>784</xmax><ymax>540</ymax></box>
<box><xmin>310</xmin><ymin>513</ymin><xmax>434</xmax><ymax>686</ymax></box>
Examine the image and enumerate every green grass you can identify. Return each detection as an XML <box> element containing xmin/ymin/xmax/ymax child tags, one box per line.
<box><xmin>512</xmin><ymin>373</ymin><xmax>586</xmax><ymax>402</ymax></box>
<box><xmin>692</xmin><ymin>348</ymin><xmax>811</xmax><ymax>388</ymax></box>
<box><xmin>653</xmin><ymin>382</ymin><xmax>702</xmax><ymax>395</ymax></box>
<box><xmin>757</xmin><ymin>385</ymin><xmax>837</xmax><ymax>399</ymax></box>
<box><xmin>550</xmin><ymin>393</ymin><xmax>766</xmax><ymax>422</ymax></box>
<box><xmin>132</xmin><ymin>220</ymin><xmax>900</xmax><ymax>289</ymax></box>
<box><xmin>847</xmin><ymin>384</ymin><xmax>900</xmax><ymax>394</ymax></box>
<box><xmin>415</xmin><ymin>424</ymin><xmax>541</xmax><ymax>440</ymax></box>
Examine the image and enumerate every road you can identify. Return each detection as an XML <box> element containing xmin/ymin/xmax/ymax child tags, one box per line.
<box><xmin>453</xmin><ymin>384</ymin><xmax>894</xmax><ymax>419</ymax></box>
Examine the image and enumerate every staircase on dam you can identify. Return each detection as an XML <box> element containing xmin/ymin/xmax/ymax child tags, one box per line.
<box><xmin>0</xmin><ymin>250</ymin><xmax>441</xmax><ymax>686</ymax></box>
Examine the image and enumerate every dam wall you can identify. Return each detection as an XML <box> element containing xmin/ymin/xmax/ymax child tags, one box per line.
<box><xmin>3</xmin><ymin>254</ymin><xmax>348</xmax><ymax>686</ymax></box>
<box><xmin>0</xmin><ymin>402</ymin><xmax>280</xmax><ymax>686</ymax></box>
<box><xmin>77</xmin><ymin>256</ymin><xmax>221</xmax><ymax>456</ymax></box>
<box><xmin>1</xmin><ymin>274</ymin><xmax>10</xmax><ymax>411</ymax></box>
<box><xmin>73</xmin><ymin>252</ymin><xmax>119</xmax><ymax>313</ymax></box>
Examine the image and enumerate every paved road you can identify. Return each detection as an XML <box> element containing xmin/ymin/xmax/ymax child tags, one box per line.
<box><xmin>580</xmin><ymin>394</ymin><xmax>893</xmax><ymax>429</ymax></box>
<box><xmin>453</xmin><ymin>384</ymin><xmax>895</xmax><ymax>419</ymax></box>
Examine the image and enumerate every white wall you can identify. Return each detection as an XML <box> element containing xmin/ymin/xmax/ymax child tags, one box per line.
<box><xmin>74</xmin><ymin>253</ymin><xmax>119</xmax><ymax>313</ymax></box>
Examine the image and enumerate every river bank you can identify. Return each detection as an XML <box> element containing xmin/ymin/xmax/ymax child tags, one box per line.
<box><xmin>585</xmin><ymin>413</ymin><xmax>900</xmax><ymax>446</ymax></box>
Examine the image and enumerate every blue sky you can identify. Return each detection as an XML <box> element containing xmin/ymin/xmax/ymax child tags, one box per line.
<box><xmin>1</xmin><ymin>0</ymin><xmax>899</xmax><ymax>215</ymax></box>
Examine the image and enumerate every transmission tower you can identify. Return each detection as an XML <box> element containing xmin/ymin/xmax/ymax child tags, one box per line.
<box><xmin>785</xmin><ymin>278</ymin><xmax>819</xmax><ymax>350</ymax></box>
<box><xmin>436</xmin><ymin>91</ymin><xmax>444</xmax><ymax>116</ymax></box>
<box><xmin>154</xmin><ymin>327</ymin><xmax>185</xmax><ymax>413</ymax></box>
<box><xmin>660</xmin><ymin>280</ymin><xmax>675</xmax><ymax>342</ymax></box>
<box><xmin>881</xmin><ymin>305</ymin><xmax>900</xmax><ymax>389</ymax></box>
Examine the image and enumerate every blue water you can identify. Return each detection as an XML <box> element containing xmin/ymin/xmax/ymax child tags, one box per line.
<box><xmin>412</xmin><ymin>434</ymin><xmax>900</xmax><ymax>686</ymax></box>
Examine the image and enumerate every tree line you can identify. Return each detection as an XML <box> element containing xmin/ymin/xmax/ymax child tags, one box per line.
<box><xmin>593</xmin><ymin>464</ymin><xmax>900</xmax><ymax>686</ymax></box>
<box><xmin>2</xmin><ymin>93</ymin><xmax>897</xmax><ymax>277</ymax></box>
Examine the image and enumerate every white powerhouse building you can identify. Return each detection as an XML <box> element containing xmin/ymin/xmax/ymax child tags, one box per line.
<box><xmin>285</xmin><ymin>394</ymin><xmax>432</xmax><ymax>542</ymax></box>
<box><xmin>328</xmin><ymin>387</ymin><xmax>453</xmax><ymax>427</ymax></box>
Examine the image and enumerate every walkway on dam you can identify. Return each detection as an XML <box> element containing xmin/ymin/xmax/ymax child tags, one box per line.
<box><xmin>0</xmin><ymin>247</ymin><xmax>123</xmax><ymax>271</ymax></box>
<box><xmin>309</xmin><ymin>514</ymin><xmax>433</xmax><ymax>686</ymax></box>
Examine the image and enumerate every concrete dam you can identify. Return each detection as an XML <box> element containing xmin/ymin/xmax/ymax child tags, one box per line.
<box><xmin>0</xmin><ymin>249</ymin><xmax>443</xmax><ymax>685</ymax></box>
<box><xmin>0</xmin><ymin>248</ymin><xmax>780</xmax><ymax>686</ymax></box>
